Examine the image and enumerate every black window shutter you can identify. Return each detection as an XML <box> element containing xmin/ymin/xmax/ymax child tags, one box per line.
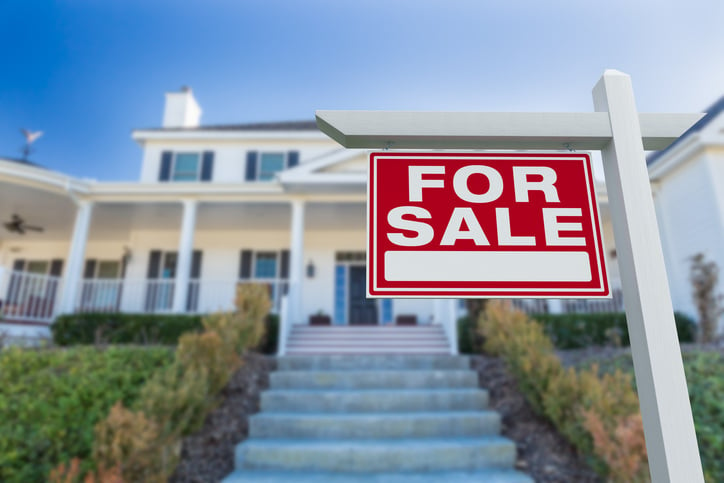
<box><xmin>50</xmin><ymin>259</ymin><xmax>64</xmax><ymax>276</ymax></box>
<box><xmin>190</xmin><ymin>250</ymin><xmax>203</xmax><ymax>278</ymax></box>
<box><xmin>12</xmin><ymin>259</ymin><xmax>25</xmax><ymax>272</ymax></box>
<box><xmin>245</xmin><ymin>151</ymin><xmax>258</xmax><ymax>181</ymax></box>
<box><xmin>147</xmin><ymin>250</ymin><xmax>162</xmax><ymax>279</ymax></box>
<box><xmin>159</xmin><ymin>151</ymin><xmax>173</xmax><ymax>181</ymax></box>
<box><xmin>201</xmin><ymin>151</ymin><xmax>214</xmax><ymax>181</ymax></box>
<box><xmin>280</xmin><ymin>250</ymin><xmax>290</xmax><ymax>279</ymax></box>
<box><xmin>83</xmin><ymin>259</ymin><xmax>97</xmax><ymax>279</ymax></box>
<box><xmin>239</xmin><ymin>250</ymin><xmax>253</xmax><ymax>279</ymax></box>
<box><xmin>287</xmin><ymin>151</ymin><xmax>300</xmax><ymax>169</ymax></box>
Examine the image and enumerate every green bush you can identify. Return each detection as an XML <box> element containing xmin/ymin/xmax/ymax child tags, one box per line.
<box><xmin>531</xmin><ymin>311</ymin><xmax>696</xmax><ymax>349</ymax></box>
<box><xmin>52</xmin><ymin>313</ymin><xmax>203</xmax><ymax>346</ymax></box>
<box><xmin>0</xmin><ymin>346</ymin><xmax>173</xmax><ymax>483</ymax></box>
<box><xmin>684</xmin><ymin>351</ymin><xmax>724</xmax><ymax>483</ymax></box>
<box><xmin>259</xmin><ymin>314</ymin><xmax>279</xmax><ymax>354</ymax></box>
<box><xmin>457</xmin><ymin>316</ymin><xmax>474</xmax><ymax>354</ymax></box>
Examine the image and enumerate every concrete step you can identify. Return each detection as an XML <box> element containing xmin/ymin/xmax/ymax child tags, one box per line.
<box><xmin>223</xmin><ymin>469</ymin><xmax>533</xmax><ymax>482</ymax></box>
<box><xmin>287</xmin><ymin>339</ymin><xmax>449</xmax><ymax>346</ymax></box>
<box><xmin>292</xmin><ymin>325</ymin><xmax>445</xmax><ymax>334</ymax></box>
<box><xmin>277</xmin><ymin>355</ymin><xmax>470</xmax><ymax>371</ymax></box>
<box><xmin>235</xmin><ymin>437</ymin><xmax>517</xmax><ymax>472</ymax></box>
<box><xmin>285</xmin><ymin>346</ymin><xmax>451</xmax><ymax>355</ymax></box>
<box><xmin>261</xmin><ymin>388</ymin><xmax>488</xmax><ymax>413</ymax></box>
<box><xmin>249</xmin><ymin>411</ymin><xmax>501</xmax><ymax>439</ymax></box>
<box><xmin>270</xmin><ymin>370</ymin><xmax>478</xmax><ymax>390</ymax></box>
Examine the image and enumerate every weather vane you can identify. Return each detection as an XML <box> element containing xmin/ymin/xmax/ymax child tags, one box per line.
<box><xmin>20</xmin><ymin>128</ymin><xmax>43</xmax><ymax>161</ymax></box>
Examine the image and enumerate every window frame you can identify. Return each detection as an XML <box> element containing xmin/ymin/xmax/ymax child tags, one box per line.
<box><xmin>253</xmin><ymin>251</ymin><xmax>279</xmax><ymax>279</ymax></box>
<box><xmin>95</xmin><ymin>260</ymin><xmax>122</xmax><ymax>279</ymax></box>
<box><xmin>171</xmin><ymin>152</ymin><xmax>202</xmax><ymax>182</ymax></box>
<box><xmin>257</xmin><ymin>152</ymin><xmax>289</xmax><ymax>182</ymax></box>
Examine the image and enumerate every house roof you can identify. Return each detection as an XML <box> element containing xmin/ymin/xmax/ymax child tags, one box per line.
<box><xmin>138</xmin><ymin>120</ymin><xmax>319</xmax><ymax>132</ymax></box>
<box><xmin>647</xmin><ymin>95</ymin><xmax>724</xmax><ymax>166</ymax></box>
<box><xmin>0</xmin><ymin>156</ymin><xmax>46</xmax><ymax>170</ymax></box>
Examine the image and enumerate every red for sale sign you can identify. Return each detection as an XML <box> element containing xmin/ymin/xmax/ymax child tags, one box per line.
<box><xmin>367</xmin><ymin>152</ymin><xmax>610</xmax><ymax>298</ymax></box>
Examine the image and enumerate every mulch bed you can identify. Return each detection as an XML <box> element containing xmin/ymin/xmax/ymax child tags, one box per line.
<box><xmin>170</xmin><ymin>352</ymin><xmax>276</xmax><ymax>483</ymax></box>
<box><xmin>171</xmin><ymin>351</ymin><xmax>602</xmax><ymax>483</ymax></box>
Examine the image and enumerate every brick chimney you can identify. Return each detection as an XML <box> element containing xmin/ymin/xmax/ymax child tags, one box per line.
<box><xmin>162</xmin><ymin>86</ymin><xmax>202</xmax><ymax>128</ymax></box>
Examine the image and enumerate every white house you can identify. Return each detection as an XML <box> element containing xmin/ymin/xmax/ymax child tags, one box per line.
<box><xmin>11</xmin><ymin>86</ymin><xmax>721</xmax><ymax>351</ymax></box>
<box><xmin>647</xmin><ymin>95</ymin><xmax>724</xmax><ymax>326</ymax></box>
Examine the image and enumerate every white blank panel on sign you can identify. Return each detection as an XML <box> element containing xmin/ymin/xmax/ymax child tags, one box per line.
<box><xmin>384</xmin><ymin>251</ymin><xmax>592</xmax><ymax>282</ymax></box>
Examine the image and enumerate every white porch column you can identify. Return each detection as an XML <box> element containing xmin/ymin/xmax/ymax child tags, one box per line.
<box><xmin>172</xmin><ymin>199</ymin><xmax>197</xmax><ymax>313</ymax></box>
<box><xmin>288</xmin><ymin>199</ymin><xmax>305</xmax><ymax>324</ymax></box>
<box><xmin>59</xmin><ymin>200</ymin><xmax>94</xmax><ymax>314</ymax></box>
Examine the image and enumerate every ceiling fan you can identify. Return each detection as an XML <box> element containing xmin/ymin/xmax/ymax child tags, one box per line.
<box><xmin>3</xmin><ymin>214</ymin><xmax>44</xmax><ymax>235</ymax></box>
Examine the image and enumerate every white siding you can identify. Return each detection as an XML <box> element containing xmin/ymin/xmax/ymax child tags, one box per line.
<box><xmin>654</xmin><ymin>152</ymin><xmax>724</xmax><ymax>318</ymax></box>
<box><xmin>139</xmin><ymin>139</ymin><xmax>339</xmax><ymax>183</ymax></box>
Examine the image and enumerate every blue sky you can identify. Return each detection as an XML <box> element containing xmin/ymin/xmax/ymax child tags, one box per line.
<box><xmin>1</xmin><ymin>0</ymin><xmax>723</xmax><ymax>181</ymax></box>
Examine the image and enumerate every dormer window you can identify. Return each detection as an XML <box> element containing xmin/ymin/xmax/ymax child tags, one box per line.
<box><xmin>245</xmin><ymin>151</ymin><xmax>299</xmax><ymax>182</ymax></box>
<box><xmin>172</xmin><ymin>153</ymin><xmax>200</xmax><ymax>181</ymax></box>
<box><xmin>158</xmin><ymin>151</ymin><xmax>214</xmax><ymax>182</ymax></box>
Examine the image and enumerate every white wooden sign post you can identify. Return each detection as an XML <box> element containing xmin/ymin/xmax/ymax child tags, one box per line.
<box><xmin>316</xmin><ymin>70</ymin><xmax>705</xmax><ymax>483</ymax></box>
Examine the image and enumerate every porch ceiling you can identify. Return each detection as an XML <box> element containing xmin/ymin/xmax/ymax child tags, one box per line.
<box><xmin>306</xmin><ymin>202</ymin><xmax>366</xmax><ymax>230</ymax></box>
<box><xmin>0</xmin><ymin>181</ymin><xmax>77</xmax><ymax>241</ymax></box>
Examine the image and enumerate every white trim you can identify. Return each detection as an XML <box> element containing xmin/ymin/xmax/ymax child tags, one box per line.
<box><xmin>132</xmin><ymin>130</ymin><xmax>328</xmax><ymax>143</ymax></box>
<box><xmin>279</xmin><ymin>149</ymin><xmax>361</xmax><ymax>179</ymax></box>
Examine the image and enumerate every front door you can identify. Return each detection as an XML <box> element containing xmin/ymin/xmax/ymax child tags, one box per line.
<box><xmin>348</xmin><ymin>265</ymin><xmax>378</xmax><ymax>325</ymax></box>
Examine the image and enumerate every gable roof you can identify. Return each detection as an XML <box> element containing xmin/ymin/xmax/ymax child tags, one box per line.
<box><xmin>138</xmin><ymin>120</ymin><xmax>319</xmax><ymax>132</ymax></box>
<box><xmin>647</xmin><ymin>95</ymin><xmax>724</xmax><ymax>166</ymax></box>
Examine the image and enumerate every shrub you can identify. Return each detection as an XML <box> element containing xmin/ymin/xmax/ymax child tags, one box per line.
<box><xmin>176</xmin><ymin>331</ymin><xmax>241</xmax><ymax>396</ymax></box>
<box><xmin>0</xmin><ymin>346</ymin><xmax>173</xmax><ymax>483</ymax></box>
<box><xmin>52</xmin><ymin>313</ymin><xmax>203</xmax><ymax>346</ymax></box>
<box><xmin>477</xmin><ymin>301</ymin><xmax>649</xmax><ymax>481</ymax></box>
<box><xmin>584</xmin><ymin>410</ymin><xmax>649</xmax><ymax>482</ymax></box>
<box><xmin>531</xmin><ymin>311</ymin><xmax>696</xmax><ymax>349</ymax></box>
<box><xmin>478</xmin><ymin>300</ymin><xmax>562</xmax><ymax>414</ymax></box>
<box><xmin>683</xmin><ymin>351</ymin><xmax>724</xmax><ymax>483</ymax></box>
<box><xmin>202</xmin><ymin>283</ymin><xmax>271</xmax><ymax>353</ymax></box>
<box><xmin>259</xmin><ymin>314</ymin><xmax>279</xmax><ymax>354</ymax></box>
<box><xmin>92</xmin><ymin>402</ymin><xmax>170</xmax><ymax>483</ymax></box>
<box><xmin>689</xmin><ymin>253</ymin><xmax>723</xmax><ymax>343</ymax></box>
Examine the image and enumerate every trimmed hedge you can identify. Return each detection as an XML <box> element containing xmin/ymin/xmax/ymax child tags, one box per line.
<box><xmin>52</xmin><ymin>312</ymin><xmax>280</xmax><ymax>352</ymax></box>
<box><xmin>532</xmin><ymin>312</ymin><xmax>696</xmax><ymax>349</ymax></box>
<box><xmin>460</xmin><ymin>311</ymin><xmax>697</xmax><ymax>352</ymax></box>
<box><xmin>0</xmin><ymin>346</ymin><xmax>173</xmax><ymax>482</ymax></box>
<box><xmin>52</xmin><ymin>313</ymin><xmax>204</xmax><ymax>346</ymax></box>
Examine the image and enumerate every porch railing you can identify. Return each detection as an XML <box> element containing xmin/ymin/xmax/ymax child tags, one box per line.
<box><xmin>73</xmin><ymin>278</ymin><xmax>288</xmax><ymax>315</ymax></box>
<box><xmin>511</xmin><ymin>287</ymin><xmax>625</xmax><ymax>315</ymax></box>
<box><xmin>0</xmin><ymin>271</ymin><xmax>63</xmax><ymax>323</ymax></box>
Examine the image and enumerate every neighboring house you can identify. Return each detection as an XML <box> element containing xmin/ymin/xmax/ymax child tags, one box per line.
<box><xmin>648</xmin><ymin>95</ymin><xmax>724</xmax><ymax>328</ymax></box>
<box><xmin>19</xmin><ymin>86</ymin><xmax>723</xmax><ymax>350</ymax></box>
